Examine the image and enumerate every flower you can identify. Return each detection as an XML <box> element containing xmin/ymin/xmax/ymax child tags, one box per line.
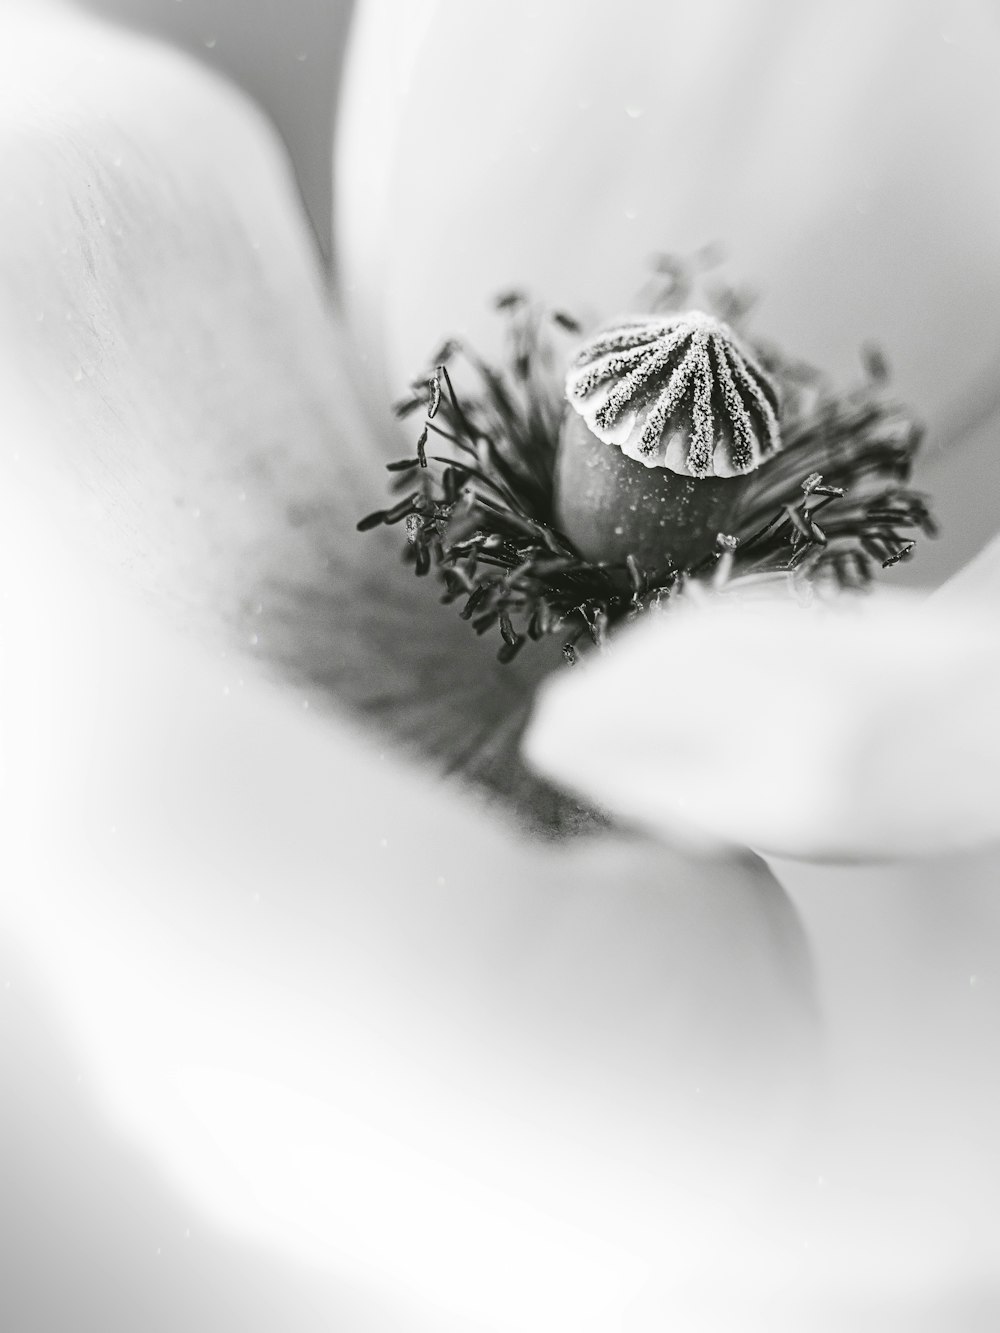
<box><xmin>5</xmin><ymin>1</ymin><xmax>1000</xmax><ymax>1329</ymax></box>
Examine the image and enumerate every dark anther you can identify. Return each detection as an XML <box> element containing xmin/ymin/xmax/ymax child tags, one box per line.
<box><xmin>459</xmin><ymin>584</ymin><xmax>490</xmax><ymax>621</ymax></box>
<box><xmin>882</xmin><ymin>542</ymin><xmax>915</xmax><ymax>568</ymax></box>
<box><xmin>386</xmin><ymin>458</ymin><xmax>419</xmax><ymax>472</ymax></box>
<box><xmin>551</xmin><ymin>310</ymin><xmax>582</xmax><ymax>333</ymax></box>
<box><xmin>862</xmin><ymin>342</ymin><xmax>891</xmax><ymax>384</ymax></box>
<box><xmin>428</xmin><ymin>371</ymin><xmax>442</xmax><ymax>419</ymax></box>
<box><xmin>497</xmin><ymin>635</ymin><xmax>525</xmax><ymax>664</ymax></box>
<box><xmin>416</xmin><ymin>425</ymin><xmax>428</xmax><ymax>468</ymax></box>
<box><xmin>414</xmin><ymin>544</ymin><xmax>431</xmax><ymax>576</ymax></box>
<box><xmin>499</xmin><ymin>612</ymin><xmax>518</xmax><ymax>647</ymax></box>
<box><xmin>356</xmin><ymin>509</ymin><xmax>387</xmax><ymax>531</ymax></box>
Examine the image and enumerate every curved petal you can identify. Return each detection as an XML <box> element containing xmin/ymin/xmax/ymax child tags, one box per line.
<box><xmin>0</xmin><ymin>1</ymin><xmax>362</xmax><ymax>614</ymax></box>
<box><xmin>762</xmin><ymin>545</ymin><xmax>1000</xmax><ymax>1329</ymax></box>
<box><xmin>523</xmin><ymin>585</ymin><xmax>1000</xmax><ymax>861</ymax></box>
<box><xmin>1</xmin><ymin>405</ymin><xmax>817</xmax><ymax>1333</ymax></box>
<box><xmin>0</xmin><ymin>0</ymin><xmax>563</xmax><ymax>819</ymax></box>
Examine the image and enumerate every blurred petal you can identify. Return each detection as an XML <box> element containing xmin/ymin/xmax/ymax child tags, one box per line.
<box><xmin>0</xmin><ymin>0</ymin><xmax>361</xmax><ymax>617</ymax></box>
<box><xmin>935</xmin><ymin>530</ymin><xmax>1000</xmax><ymax>608</ymax></box>
<box><xmin>760</xmin><ymin>533</ymin><xmax>1000</xmax><ymax>1315</ymax></box>
<box><xmin>0</xmin><ymin>478</ymin><xmax>818</xmax><ymax>1329</ymax></box>
<box><xmin>524</xmin><ymin>585</ymin><xmax>1000</xmax><ymax>861</ymax></box>
<box><xmin>0</xmin><ymin>0</ymin><xmax>564</xmax><ymax>818</ymax></box>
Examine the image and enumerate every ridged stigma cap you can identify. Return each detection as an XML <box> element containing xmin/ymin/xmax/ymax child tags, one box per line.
<box><xmin>565</xmin><ymin>310</ymin><xmax>782</xmax><ymax>478</ymax></box>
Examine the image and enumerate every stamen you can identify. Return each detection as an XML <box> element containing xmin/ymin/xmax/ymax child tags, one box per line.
<box><xmin>359</xmin><ymin>273</ymin><xmax>935</xmax><ymax>667</ymax></box>
<box><xmin>427</xmin><ymin>370</ymin><xmax>442</xmax><ymax>419</ymax></box>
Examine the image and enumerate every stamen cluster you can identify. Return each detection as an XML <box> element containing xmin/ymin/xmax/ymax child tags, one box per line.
<box><xmin>358</xmin><ymin>290</ymin><xmax>936</xmax><ymax>665</ymax></box>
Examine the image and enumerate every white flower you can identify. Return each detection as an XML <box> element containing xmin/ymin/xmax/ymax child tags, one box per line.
<box><xmin>4</xmin><ymin>1</ymin><xmax>1000</xmax><ymax>1330</ymax></box>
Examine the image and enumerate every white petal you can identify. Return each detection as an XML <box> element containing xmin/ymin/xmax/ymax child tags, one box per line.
<box><xmin>0</xmin><ymin>0</ymin><xmax>550</xmax><ymax>797</ymax></box>
<box><xmin>0</xmin><ymin>0</ymin><xmax>373</xmax><ymax>628</ymax></box>
<box><xmin>1</xmin><ymin>451</ymin><xmax>817</xmax><ymax>1332</ymax></box>
<box><xmin>338</xmin><ymin>0</ymin><xmax>1000</xmax><ymax>454</ymax></box>
<box><xmin>523</xmin><ymin>586</ymin><xmax>1000</xmax><ymax>861</ymax></box>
